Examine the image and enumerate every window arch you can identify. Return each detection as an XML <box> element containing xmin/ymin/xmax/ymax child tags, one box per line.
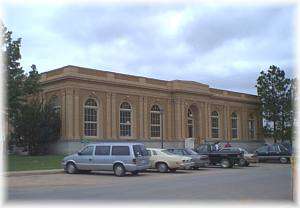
<box><xmin>120</xmin><ymin>102</ymin><xmax>132</xmax><ymax>137</ymax></box>
<box><xmin>187</xmin><ymin>108</ymin><xmax>194</xmax><ymax>138</ymax></box>
<box><xmin>84</xmin><ymin>98</ymin><xmax>98</xmax><ymax>137</ymax></box>
<box><xmin>231</xmin><ymin>112</ymin><xmax>238</xmax><ymax>139</ymax></box>
<box><xmin>211</xmin><ymin>111</ymin><xmax>219</xmax><ymax>138</ymax></box>
<box><xmin>150</xmin><ymin>105</ymin><xmax>161</xmax><ymax>138</ymax></box>
<box><xmin>248</xmin><ymin>114</ymin><xmax>255</xmax><ymax>139</ymax></box>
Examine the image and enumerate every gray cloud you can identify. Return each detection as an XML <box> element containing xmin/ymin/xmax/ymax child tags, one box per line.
<box><xmin>3</xmin><ymin>3</ymin><xmax>296</xmax><ymax>94</ymax></box>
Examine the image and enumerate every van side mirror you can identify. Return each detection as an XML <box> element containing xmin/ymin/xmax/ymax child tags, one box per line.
<box><xmin>78</xmin><ymin>152</ymin><xmax>82</xmax><ymax>155</ymax></box>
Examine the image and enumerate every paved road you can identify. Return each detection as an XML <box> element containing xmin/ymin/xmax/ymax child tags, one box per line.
<box><xmin>7</xmin><ymin>163</ymin><xmax>293</xmax><ymax>201</ymax></box>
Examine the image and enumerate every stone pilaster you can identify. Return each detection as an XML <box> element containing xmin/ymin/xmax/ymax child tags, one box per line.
<box><xmin>174</xmin><ymin>98</ymin><xmax>182</xmax><ymax>139</ymax></box>
<box><xmin>61</xmin><ymin>89</ymin><xmax>66</xmax><ymax>139</ymax></box>
<box><xmin>111</xmin><ymin>93</ymin><xmax>117</xmax><ymax>139</ymax></box>
<box><xmin>65</xmin><ymin>88</ymin><xmax>74</xmax><ymax>139</ymax></box>
<box><xmin>225</xmin><ymin>105</ymin><xmax>230</xmax><ymax>140</ymax></box>
<box><xmin>242</xmin><ymin>107</ymin><xmax>248</xmax><ymax>140</ymax></box>
<box><xmin>74</xmin><ymin>89</ymin><xmax>80</xmax><ymax>139</ymax></box>
<box><xmin>207</xmin><ymin>103</ymin><xmax>211</xmax><ymax>139</ymax></box>
<box><xmin>181</xmin><ymin>100</ymin><xmax>186</xmax><ymax>139</ymax></box>
<box><xmin>143</xmin><ymin>96</ymin><xmax>149</xmax><ymax>139</ymax></box>
<box><xmin>167</xmin><ymin>99</ymin><xmax>172</xmax><ymax>140</ymax></box>
<box><xmin>139</xmin><ymin>96</ymin><xmax>144</xmax><ymax>138</ymax></box>
<box><xmin>106</xmin><ymin>92</ymin><xmax>112</xmax><ymax>138</ymax></box>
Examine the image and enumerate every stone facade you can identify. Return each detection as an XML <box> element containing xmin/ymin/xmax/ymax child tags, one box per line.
<box><xmin>41</xmin><ymin>65</ymin><xmax>263</xmax><ymax>154</ymax></box>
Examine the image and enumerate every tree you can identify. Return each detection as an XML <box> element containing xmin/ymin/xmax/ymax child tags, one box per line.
<box><xmin>256</xmin><ymin>65</ymin><xmax>295</xmax><ymax>143</ymax></box>
<box><xmin>3</xmin><ymin>24</ymin><xmax>60</xmax><ymax>154</ymax></box>
<box><xmin>13</xmin><ymin>99</ymin><xmax>61</xmax><ymax>155</ymax></box>
<box><xmin>2</xmin><ymin>24</ymin><xmax>25</xmax><ymax>122</ymax></box>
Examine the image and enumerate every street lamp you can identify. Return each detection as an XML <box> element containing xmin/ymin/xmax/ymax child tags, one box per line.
<box><xmin>160</xmin><ymin>108</ymin><xmax>164</xmax><ymax>148</ymax></box>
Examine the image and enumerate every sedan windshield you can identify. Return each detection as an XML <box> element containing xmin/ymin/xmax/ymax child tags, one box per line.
<box><xmin>161</xmin><ymin>150</ymin><xmax>176</xmax><ymax>156</ymax></box>
<box><xmin>185</xmin><ymin>148</ymin><xmax>198</xmax><ymax>155</ymax></box>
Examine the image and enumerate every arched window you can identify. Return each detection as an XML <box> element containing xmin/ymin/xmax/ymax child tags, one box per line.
<box><xmin>211</xmin><ymin>111</ymin><xmax>219</xmax><ymax>138</ymax></box>
<box><xmin>187</xmin><ymin>108</ymin><xmax>194</xmax><ymax>138</ymax></box>
<box><xmin>248</xmin><ymin>114</ymin><xmax>255</xmax><ymax>139</ymax></box>
<box><xmin>84</xmin><ymin>98</ymin><xmax>98</xmax><ymax>136</ymax></box>
<box><xmin>231</xmin><ymin>112</ymin><xmax>238</xmax><ymax>139</ymax></box>
<box><xmin>150</xmin><ymin>105</ymin><xmax>161</xmax><ymax>138</ymax></box>
<box><xmin>49</xmin><ymin>96</ymin><xmax>60</xmax><ymax>114</ymax></box>
<box><xmin>120</xmin><ymin>102</ymin><xmax>132</xmax><ymax>137</ymax></box>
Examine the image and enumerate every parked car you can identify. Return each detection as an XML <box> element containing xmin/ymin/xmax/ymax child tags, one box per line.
<box><xmin>219</xmin><ymin>147</ymin><xmax>258</xmax><ymax>166</ymax></box>
<box><xmin>166</xmin><ymin>148</ymin><xmax>209</xmax><ymax>169</ymax></box>
<box><xmin>254</xmin><ymin>143</ymin><xmax>291</xmax><ymax>164</ymax></box>
<box><xmin>146</xmin><ymin>148</ymin><xmax>194</xmax><ymax>172</ymax></box>
<box><xmin>62</xmin><ymin>142</ymin><xmax>150</xmax><ymax>177</ymax></box>
<box><xmin>194</xmin><ymin>143</ymin><xmax>243</xmax><ymax>168</ymax></box>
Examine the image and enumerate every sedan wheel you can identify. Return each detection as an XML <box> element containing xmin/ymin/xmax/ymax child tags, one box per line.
<box><xmin>66</xmin><ymin>163</ymin><xmax>77</xmax><ymax>174</ymax></box>
<box><xmin>114</xmin><ymin>164</ymin><xmax>126</xmax><ymax>177</ymax></box>
<box><xmin>239</xmin><ymin>158</ymin><xmax>247</xmax><ymax>167</ymax></box>
<box><xmin>157</xmin><ymin>163</ymin><xmax>168</xmax><ymax>173</ymax></box>
<box><xmin>280</xmin><ymin>157</ymin><xmax>288</xmax><ymax>164</ymax></box>
<box><xmin>220</xmin><ymin>159</ymin><xmax>231</xmax><ymax>168</ymax></box>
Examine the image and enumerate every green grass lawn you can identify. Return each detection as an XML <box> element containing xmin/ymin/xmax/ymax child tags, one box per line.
<box><xmin>6</xmin><ymin>155</ymin><xmax>66</xmax><ymax>171</ymax></box>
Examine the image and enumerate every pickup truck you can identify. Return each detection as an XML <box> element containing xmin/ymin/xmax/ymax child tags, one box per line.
<box><xmin>194</xmin><ymin>144</ymin><xmax>244</xmax><ymax>168</ymax></box>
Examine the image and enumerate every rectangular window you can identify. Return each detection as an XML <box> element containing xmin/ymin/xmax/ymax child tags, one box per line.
<box><xmin>211</xmin><ymin>117</ymin><xmax>219</xmax><ymax>138</ymax></box>
<box><xmin>95</xmin><ymin>146</ymin><xmax>110</xmax><ymax>155</ymax></box>
<box><xmin>120</xmin><ymin>124</ymin><xmax>131</xmax><ymax>136</ymax></box>
<box><xmin>112</xmin><ymin>146</ymin><xmax>130</xmax><ymax>156</ymax></box>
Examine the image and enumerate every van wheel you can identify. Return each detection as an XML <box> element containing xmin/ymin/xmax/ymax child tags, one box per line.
<box><xmin>114</xmin><ymin>164</ymin><xmax>126</xmax><ymax>177</ymax></box>
<box><xmin>280</xmin><ymin>157</ymin><xmax>288</xmax><ymax>164</ymax></box>
<box><xmin>66</xmin><ymin>162</ymin><xmax>78</xmax><ymax>174</ymax></box>
<box><xmin>157</xmin><ymin>162</ymin><xmax>168</xmax><ymax>173</ymax></box>
<box><xmin>220</xmin><ymin>159</ymin><xmax>231</xmax><ymax>168</ymax></box>
<box><xmin>131</xmin><ymin>171</ymin><xmax>139</xmax><ymax>176</ymax></box>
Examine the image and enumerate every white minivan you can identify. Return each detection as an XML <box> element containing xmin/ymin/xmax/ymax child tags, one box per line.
<box><xmin>62</xmin><ymin>142</ymin><xmax>150</xmax><ymax>177</ymax></box>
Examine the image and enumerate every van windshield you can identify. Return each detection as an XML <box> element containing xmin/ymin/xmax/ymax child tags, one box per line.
<box><xmin>133</xmin><ymin>145</ymin><xmax>148</xmax><ymax>157</ymax></box>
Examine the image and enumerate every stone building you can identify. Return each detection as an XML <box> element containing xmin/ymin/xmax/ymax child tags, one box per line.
<box><xmin>41</xmin><ymin>65</ymin><xmax>263</xmax><ymax>154</ymax></box>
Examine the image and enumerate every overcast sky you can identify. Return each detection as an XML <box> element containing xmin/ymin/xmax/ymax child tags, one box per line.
<box><xmin>3</xmin><ymin>3</ymin><xmax>296</xmax><ymax>95</ymax></box>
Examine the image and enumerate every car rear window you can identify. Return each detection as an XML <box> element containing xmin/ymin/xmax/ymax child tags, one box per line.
<box><xmin>112</xmin><ymin>146</ymin><xmax>130</xmax><ymax>156</ymax></box>
<box><xmin>95</xmin><ymin>146</ymin><xmax>110</xmax><ymax>155</ymax></box>
<box><xmin>133</xmin><ymin>145</ymin><xmax>148</xmax><ymax>157</ymax></box>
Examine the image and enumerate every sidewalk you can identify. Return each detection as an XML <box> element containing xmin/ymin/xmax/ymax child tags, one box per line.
<box><xmin>5</xmin><ymin>169</ymin><xmax>64</xmax><ymax>177</ymax></box>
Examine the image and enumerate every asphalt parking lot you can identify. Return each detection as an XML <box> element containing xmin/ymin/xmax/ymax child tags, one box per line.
<box><xmin>6</xmin><ymin>163</ymin><xmax>293</xmax><ymax>201</ymax></box>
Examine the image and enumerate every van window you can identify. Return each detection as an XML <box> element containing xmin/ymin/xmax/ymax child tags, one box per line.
<box><xmin>147</xmin><ymin>150</ymin><xmax>152</xmax><ymax>156</ymax></box>
<box><xmin>133</xmin><ymin>145</ymin><xmax>148</xmax><ymax>157</ymax></box>
<box><xmin>95</xmin><ymin>146</ymin><xmax>110</xmax><ymax>155</ymax></box>
<box><xmin>112</xmin><ymin>146</ymin><xmax>130</xmax><ymax>156</ymax></box>
<box><xmin>80</xmin><ymin>146</ymin><xmax>94</xmax><ymax>155</ymax></box>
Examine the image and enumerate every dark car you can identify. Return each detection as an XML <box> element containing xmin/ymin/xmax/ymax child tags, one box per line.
<box><xmin>255</xmin><ymin>144</ymin><xmax>291</xmax><ymax>164</ymax></box>
<box><xmin>195</xmin><ymin>143</ymin><xmax>243</xmax><ymax>168</ymax></box>
<box><xmin>167</xmin><ymin>148</ymin><xmax>209</xmax><ymax>169</ymax></box>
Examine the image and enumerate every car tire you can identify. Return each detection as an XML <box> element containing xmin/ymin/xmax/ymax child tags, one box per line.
<box><xmin>239</xmin><ymin>158</ymin><xmax>247</xmax><ymax>167</ymax></box>
<box><xmin>280</xmin><ymin>157</ymin><xmax>288</xmax><ymax>164</ymax></box>
<box><xmin>220</xmin><ymin>159</ymin><xmax>231</xmax><ymax>168</ymax></box>
<box><xmin>114</xmin><ymin>164</ymin><xmax>126</xmax><ymax>177</ymax></box>
<box><xmin>192</xmin><ymin>166</ymin><xmax>199</xmax><ymax>170</ymax></box>
<box><xmin>66</xmin><ymin>162</ymin><xmax>78</xmax><ymax>174</ymax></box>
<box><xmin>131</xmin><ymin>171</ymin><xmax>139</xmax><ymax>176</ymax></box>
<box><xmin>156</xmin><ymin>162</ymin><xmax>169</xmax><ymax>173</ymax></box>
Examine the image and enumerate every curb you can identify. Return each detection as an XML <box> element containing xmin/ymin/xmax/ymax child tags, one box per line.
<box><xmin>5</xmin><ymin>169</ymin><xmax>64</xmax><ymax>177</ymax></box>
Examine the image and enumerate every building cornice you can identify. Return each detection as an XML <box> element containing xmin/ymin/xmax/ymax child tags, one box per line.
<box><xmin>41</xmin><ymin>65</ymin><xmax>259</xmax><ymax>104</ymax></box>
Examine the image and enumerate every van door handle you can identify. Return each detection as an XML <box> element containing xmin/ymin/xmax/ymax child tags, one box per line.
<box><xmin>89</xmin><ymin>158</ymin><xmax>92</xmax><ymax>161</ymax></box>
